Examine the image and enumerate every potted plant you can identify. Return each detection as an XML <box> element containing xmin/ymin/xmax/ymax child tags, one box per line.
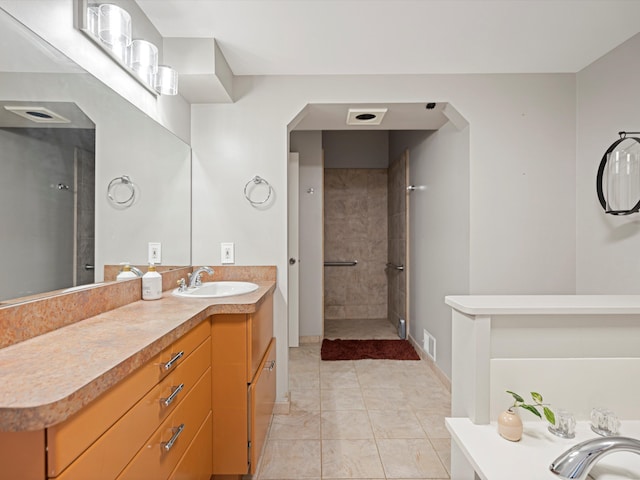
<box><xmin>497</xmin><ymin>390</ymin><xmax>555</xmax><ymax>442</ymax></box>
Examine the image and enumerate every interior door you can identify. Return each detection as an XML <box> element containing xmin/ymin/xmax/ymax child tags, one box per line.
<box><xmin>287</xmin><ymin>152</ymin><xmax>300</xmax><ymax>347</ymax></box>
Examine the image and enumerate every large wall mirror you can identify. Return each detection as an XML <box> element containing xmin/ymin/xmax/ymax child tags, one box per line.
<box><xmin>0</xmin><ymin>8</ymin><xmax>191</xmax><ymax>303</ymax></box>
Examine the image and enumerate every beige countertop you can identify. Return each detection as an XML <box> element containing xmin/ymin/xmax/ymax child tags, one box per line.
<box><xmin>0</xmin><ymin>281</ymin><xmax>275</xmax><ymax>432</ymax></box>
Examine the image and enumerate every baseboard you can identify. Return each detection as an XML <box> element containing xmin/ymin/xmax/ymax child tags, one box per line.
<box><xmin>408</xmin><ymin>334</ymin><xmax>451</xmax><ymax>392</ymax></box>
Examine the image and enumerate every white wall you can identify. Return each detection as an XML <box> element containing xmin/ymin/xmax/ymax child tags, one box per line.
<box><xmin>323</xmin><ymin>130</ymin><xmax>389</xmax><ymax>168</ymax></box>
<box><xmin>576</xmin><ymin>32</ymin><xmax>640</xmax><ymax>293</ymax></box>
<box><xmin>290</xmin><ymin>131</ymin><xmax>324</xmax><ymax>337</ymax></box>
<box><xmin>191</xmin><ymin>73</ymin><xmax>576</xmax><ymax>396</ymax></box>
<box><xmin>390</xmin><ymin>124</ymin><xmax>470</xmax><ymax>378</ymax></box>
<box><xmin>0</xmin><ymin>0</ymin><xmax>190</xmax><ymax>143</ymax></box>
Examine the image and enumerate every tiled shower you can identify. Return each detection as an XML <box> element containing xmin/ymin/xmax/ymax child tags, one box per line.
<box><xmin>324</xmin><ymin>168</ymin><xmax>389</xmax><ymax>320</ymax></box>
<box><xmin>323</xmin><ymin>132</ymin><xmax>408</xmax><ymax>337</ymax></box>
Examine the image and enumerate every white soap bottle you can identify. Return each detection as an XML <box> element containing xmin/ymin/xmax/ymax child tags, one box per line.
<box><xmin>117</xmin><ymin>263</ymin><xmax>138</xmax><ymax>281</ymax></box>
<box><xmin>142</xmin><ymin>263</ymin><xmax>162</xmax><ymax>300</ymax></box>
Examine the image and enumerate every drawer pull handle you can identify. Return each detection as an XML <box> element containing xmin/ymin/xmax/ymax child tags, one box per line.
<box><xmin>161</xmin><ymin>383</ymin><xmax>185</xmax><ymax>407</ymax></box>
<box><xmin>162</xmin><ymin>423</ymin><xmax>185</xmax><ymax>452</ymax></box>
<box><xmin>264</xmin><ymin>360</ymin><xmax>275</xmax><ymax>371</ymax></box>
<box><xmin>163</xmin><ymin>351</ymin><xmax>184</xmax><ymax>371</ymax></box>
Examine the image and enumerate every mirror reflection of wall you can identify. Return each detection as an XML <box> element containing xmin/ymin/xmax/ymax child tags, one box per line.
<box><xmin>0</xmin><ymin>8</ymin><xmax>192</xmax><ymax>304</ymax></box>
<box><xmin>0</xmin><ymin>103</ymin><xmax>96</xmax><ymax>301</ymax></box>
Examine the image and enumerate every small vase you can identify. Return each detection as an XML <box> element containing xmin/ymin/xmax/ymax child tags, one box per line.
<box><xmin>498</xmin><ymin>408</ymin><xmax>523</xmax><ymax>442</ymax></box>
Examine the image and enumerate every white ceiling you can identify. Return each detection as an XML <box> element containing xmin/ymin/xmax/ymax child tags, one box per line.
<box><xmin>136</xmin><ymin>0</ymin><xmax>640</xmax><ymax>76</ymax></box>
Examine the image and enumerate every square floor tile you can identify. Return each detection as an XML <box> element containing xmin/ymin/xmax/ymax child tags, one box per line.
<box><xmin>268</xmin><ymin>411</ymin><xmax>321</xmax><ymax>440</ymax></box>
<box><xmin>321</xmin><ymin>439</ymin><xmax>385</xmax><ymax>478</ymax></box>
<box><xmin>321</xmin><ymin>388</ymin><xmax>366</xmax><ymax>411</ymax></box>
<box><xmin>321</xmin><ymin>410</ymin><xmax>374</xmax><ymax>439</ymax></box>
<box><xmin>259</xmin><ymin>439</ymin><xmax>321</xmax><ymax>479</ymax></box>
<box><xmin>414</xmin><ymin>410</ymin><xmax>450</xmax><ymax>439</ymax></box>
<box><xmin>320</xmin><ymin>369</ymin><xmax>360</xmax><ymax>389</ymax></box>
<box><xmin>377</xmin><ymin>438</ymin><xmax>448</xmax><ymax>479</ymax></box>
<box><xmin>290</xmin><ymin>389</ymin><xmax>321</xmax><ymax>413</ymax></box>
<box><xmin>361</xmin><ymin>387</ymin><xmax>409</xmax><ymax>411</ymax></box>
<box><xmin>368</xmin><ymin>409</ymin><xmax>426</xmax><ymax>439</ymax></box>
<box><xmin>430</xmin><ymin>438</ymin><xmax>451</xmax><ymax>474</ymax></box>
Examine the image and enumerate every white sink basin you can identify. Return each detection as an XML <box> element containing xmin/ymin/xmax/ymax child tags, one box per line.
<box><xmin>172</xmin><ymin>281</ymin><xmax>259</xmax><ymax>298</ymax></box>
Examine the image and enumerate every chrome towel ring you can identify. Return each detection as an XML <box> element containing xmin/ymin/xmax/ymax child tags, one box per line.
<box><xmin>107</xmin><ymin>175</ymin><xmax>137</xmax><ymax>208</ymax></box>
<box><xmin>244</xmin><ymin>175</ymin><xmax>273</xmax><ymax>206</ymax></box>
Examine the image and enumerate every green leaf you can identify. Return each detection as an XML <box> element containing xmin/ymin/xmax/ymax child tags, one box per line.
<box><xmin>520</xmin><ymin>404</ymin><xmax>542</xmax><ymax>418</ymax></box>
<box><xmin>506</xmin><ymin>390</ymin><xmax>525</xmax><ymax>403</ymax></box>
<box><xmin>530</xmin><ymin>392</ymin><xmax>543</xmax><ymax>404</ymax></box>
<box><xmin>543</xmin><ymin>407</ymin><xmax>555</xmax><ymax>425</ymax></box>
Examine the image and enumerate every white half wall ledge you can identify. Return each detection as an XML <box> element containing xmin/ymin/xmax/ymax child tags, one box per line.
<box><xmin>163</xmin><ymin>37</ymin><xmax>234</xmax><ymax>104</ymax></box>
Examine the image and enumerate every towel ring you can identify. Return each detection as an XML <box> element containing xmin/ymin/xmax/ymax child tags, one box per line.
<box><xmin>244</xmin><ymin>175</ymin><xmax>273</xmax><ymax>206</ymax></box>
<box><xmin>107</xmin><ymin>175</ymin><xmax>137</xmax><ymax>208</ymax></box>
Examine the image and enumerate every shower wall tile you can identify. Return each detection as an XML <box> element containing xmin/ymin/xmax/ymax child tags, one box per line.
<box><xmin>324</xmin><ymin>168</ymin><xmax>388</xmax><ymax>320</ymax></box>
<box><xmin>388</xmin><ymin>153</ymin><xmax>407</xmax><ymax>326</ymax></box>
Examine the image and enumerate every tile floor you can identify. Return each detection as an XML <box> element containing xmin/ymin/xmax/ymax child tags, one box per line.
<box><xmin>256</xmin><ymin>319</ymin><xmax>452</xmax><ymax>480</ymax></box>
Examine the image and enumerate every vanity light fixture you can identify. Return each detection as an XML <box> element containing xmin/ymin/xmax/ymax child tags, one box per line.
<box><xmin>97</xmin><ymin>4</ymin><xmax>131</xmax><ymax>63</ymax></box>
<box><xmin>155</xmin><ymin>65</ymin><xmax>179</xmax><ymax>96</ymax></box>
<box><xmin>597</xmin><ymin>131</ymin><xmax>640</xmax><ymax>215</ymax></box>
<box><xmin>129</xmin><ymin>39</ymin><xmax>158</xmax><ymax>86</ymax></box>
<box><xmin>75</xmin><ymin>1</ymin><xmax>179</xmax><ymax>96</ymax></box>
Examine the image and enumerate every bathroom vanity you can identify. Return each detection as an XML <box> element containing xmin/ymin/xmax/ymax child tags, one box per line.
<box><xmin>0</xmin><ymin>267</ymin><xmax>277</xmax><ymax>480</ymax></box>
<box><xmin>445</xmin><ymin>295</ymin><xmax>640</xmax><ymax>479</ymax></box>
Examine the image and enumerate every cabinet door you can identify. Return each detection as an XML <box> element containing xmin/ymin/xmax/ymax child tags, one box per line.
<box><xmin>248</xmin><ymin>338</ymin><xmax>276</xmax><ymax>475</ymax></box>
<box><xmin>247</xmin><ymin>295</ymin><xmax>274</xmax><ymax>381</ymax></box>
<box><xmin>0</xmin><ymin>430</ymin><xmax>45</xmax><ymax>480</ymax></box>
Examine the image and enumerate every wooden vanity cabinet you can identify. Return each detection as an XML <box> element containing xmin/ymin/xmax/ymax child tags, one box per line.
<box><xmin>211</xmin><ymin>294</ymin><xmax>276</xmax><ymax>476</ymax></box>
<box><xmin>0</xmin><ymin>319</ymin><xmax>212</xmax><ymax>480</ymax></box>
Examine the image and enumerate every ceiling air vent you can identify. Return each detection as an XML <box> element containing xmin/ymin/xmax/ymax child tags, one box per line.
<box><xmin>346</xmin><ymin>108</ymin><xmax>388</xmax><ymax>126</ymax></box>
<box><xmin>4</xmin><ymin>106</ymin><xmax>70</xmax><ymax>124</ymax></box>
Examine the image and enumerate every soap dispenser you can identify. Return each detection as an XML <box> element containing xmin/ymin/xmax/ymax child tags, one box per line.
<box><xmin>142</xmin><ymin>263</ymin><xmax>162</xmax><ymax>300</ymax></box>
<box><xmin>116</xmin><ymin>263</ymin><xmax>138</xmax><ymax>281</ymax></box>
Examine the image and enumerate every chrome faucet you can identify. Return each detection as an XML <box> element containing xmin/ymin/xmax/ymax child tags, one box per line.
<box><xmin>188</xmin><ymin>266</ymin><xmax>214</xmax><ymax>288</ymax></box>
<box><xmin>130</xmin><ymin>266</ymin><xmax>143</xmax><ymax>277</ymax></box>
<box><xmin>550</xmin><ymin>436</ymin><xmax>640</xmax><ymax>480</ymax></box>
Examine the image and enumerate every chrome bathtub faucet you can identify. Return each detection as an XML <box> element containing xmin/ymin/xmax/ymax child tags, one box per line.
<box><xmin>550</xmin><ymin>436</ymin><xmax>640</xmax><ymax>480</ymax></box>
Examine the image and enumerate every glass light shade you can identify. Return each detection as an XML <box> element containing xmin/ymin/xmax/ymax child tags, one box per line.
<box><xmin>129</xmin><ymin>40</ymin><xmax>158</xmax><ymax>69</ymax></box>
<box><xmin>154</xmin><ymin>65</ymin><xmax>179</xmax><ymax>95</ymax></box>
<box><xmin>129</xmin><ymin>40</ymin><xmax>158</xmax><ymax>86</ymax></box>
<box><xmin>86</xmin><ymin>6</ymin><xmax>99</xmax><ymax>37</ymax></box>
<box><xmin>98</xmin><ymin>4</ymin><xmax>132</xmax><ymax>47</ymax></box>
<box><xmin>604</xmin><ymin>139</ymin><xmax>640</xmax><ymax>214</ymax></box>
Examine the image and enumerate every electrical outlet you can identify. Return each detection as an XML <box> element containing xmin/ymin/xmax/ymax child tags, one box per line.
<box><xmin>148</xmin><ymin>242</ymin><xmax>161</xmax><ymax>264</ymax></box>
<box><xmin>423</xmin><ymin>329</ymin><xmax>436</xmax><ymax>361</ymax></box>
<box><xmin>221</xmin><ymin>242</ymin><xmax>234</xmax><ymax>264</ymax></box>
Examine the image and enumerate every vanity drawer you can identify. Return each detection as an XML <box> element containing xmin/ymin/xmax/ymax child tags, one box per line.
<box><xmin>47</xmin><ymin>319</ymin><xmax>210</xmax><ymax>477</ymax></box>
<box><xmin>53</xmin><ymin>337</ymin><xmax>210</xmax><ymax>480</ymax></box>
<box><xmin>168</xmin><ymin>411</ymin><xmax>213</xmax><ymax>480</ymax></box>
<box><xmin>116</xmin><ymin>366</ymin><xmax>212</xmax><ymax>480</ymax></box>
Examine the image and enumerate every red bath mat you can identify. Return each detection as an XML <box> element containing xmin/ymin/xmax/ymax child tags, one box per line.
<box><xmin>321</xmin><ymin>339</ymin><xmax>420</xmax><ymax>361</ymax></box>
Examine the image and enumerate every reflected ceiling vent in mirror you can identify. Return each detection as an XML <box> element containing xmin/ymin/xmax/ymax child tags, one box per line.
<box><xmin>346</xmin><ymin>108</ymin><xmax>388</xmax><ymax>125</ymax></box>
<box><xmin>4</xmin><ymin>106</ymin><xmax>70</xmax><ymax>124</ymax></box>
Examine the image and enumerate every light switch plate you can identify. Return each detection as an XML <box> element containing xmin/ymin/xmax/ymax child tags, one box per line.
<box><xmin>148</xmin><ymin>242</ymin><xmax>161</xmax><ymax>264</ymax></box>
<box><xmin>221</xmin><ymin>242</ymin><xmax>234</xmax><ymax>264</ymax></box>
